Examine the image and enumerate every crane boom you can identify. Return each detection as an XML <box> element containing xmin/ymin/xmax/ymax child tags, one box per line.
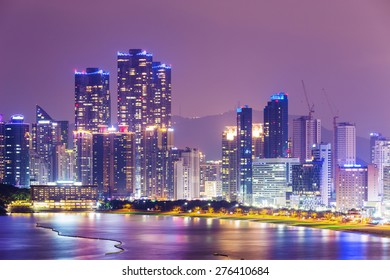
<box><xmin>301</xmin><ymin>80</ymin><xmax>314</xmax><ymax>118</ymax></box>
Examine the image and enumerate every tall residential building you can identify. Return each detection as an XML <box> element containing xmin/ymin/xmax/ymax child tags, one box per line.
<box><xmin>200</xmin><ymin>160</ymin><xmax>222</xmax><ymax>197</ymax></box>
<box><xmin>383</xmin><ymin>166</ymin><xmax>390</xmax><ymax>217</ymax></box>
<box><xmin>152</xmin><ymin>62</ymin><xmax>172</xmax><ymax>127</ymax></box>
<box><xmin>174</xmin><ymin>148</ymin><xmax>200</xmax><ymax>200</ymax></box>
<box><xmin>93</xmin><ymin>126</ymin><xmax>135</xmax><ymax>199</ymax></box>
<box><xmin>4</xmin><ymin>115</ymin><xmax>30</xmax><ymax>187</ymax></box>
<box><xmin>31</xmin><ymin>106</ymin><xmax>66</xmax><ymax>182</ymax></box>
<box><xmin>312</xmin><ymin>143</ymin><xmax>332</xmax><ymax>206</ymax></box>
<box><xmin>372</xmin><ymin>138</ymin><xmax>390</xmax><ymax>198</ymax></box>
<box><xmin>370</xmin><ymin>132</ymin><xmax>384</xmax><ymax>163</ymax></box>
<box><xmin>55</xmin><ymin>144</ymin><xmax>74</xmax><ymax>182</ymax></box>
<box><xmin>367</xmin><ymin>164</ymin><xmax>380</xmax><ymax>202</ymax></box>
<box><xmin>237</xmin><ymin>106</ymin><xmax>253</xmax><ymax>205</ymax></box>
<box><xmin>117</xmin><ymin>49</ymin><xmax>153</xmax><ymax>130</ymax></box>
<box><xmin>0</xmin><ymin>114</ymin><xmax>5</xmax><ymax>183</ymax></box>
<box><xmin>336</xmin><ymin>165</ymin><xmax>368</xmax><ymax>212</ymax></box>
<box><xmin>221</xmin><ymin>126</ymin><xmax>238</xmax><ymax>201</ymax></box>
<box><xmin>335</xmin><ymin>122</ymin><xmax>356</xmax><ymax>166</ymax></box>
<box><xmin>292</xmin><ymin>115</ymin><xmax>321</xmax><ymax>163</ymax></box>
<box><xmin>291</xmin><ymin>161</ymin><xmax>322</xmax><ymax>209</ymax></box>
<box><xmin>264</xmin><ymin>92</ymin><xmax>288</xmax><ymax>158</ymax></box>
<box><xmin>117</xmin><ymin>49</ymin><xmax>172</xmax><ymax>196</ymax></box>
<box><xmin>140</xmin><ymin>126</ymin><xmax>174</xmax><ymax>199</ymax></box>
<box><xmin>252</xmin><ymin>123</ymin><xmax>264</xmax><ymax>159</ymax></box>
<box><xmin>75</xmin><ymin>68</ymin><xmax>110</xmax><ymax>133</ymax></box>
<box><xmin>73</xmin><ymin>130</ymin><xmax>93</xmax><ymax>185</ymax></box>
<box><xmin>252</xmin><ymin>158</ymin><xmax>300</xmax><ymax>207</ymax></box>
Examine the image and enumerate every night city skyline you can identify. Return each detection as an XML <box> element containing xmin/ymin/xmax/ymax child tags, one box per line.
<box><xmin>1</xmin><ymin>0</ymin><xmax>390</xmax><ymax>140</ymax></box>
<box><xmin>3</xmin><ymin>1</ymin><xmax>390</xmax><ymax>267</ymax></box>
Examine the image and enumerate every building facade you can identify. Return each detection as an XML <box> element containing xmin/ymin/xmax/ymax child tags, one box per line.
<box><xmin>92</xmin><ymin>126</ymin><xmax>135</xmax><ymax>199</ymax></box>
<box><xmin>174</xmin><ymin>148</ymin><xmax>200</xmax><ymax>200</ymax></box>
<box><xmin>237</xmin><ymin>106</ymin><xmax>253</xmax><ymax>205</ymax></box>
<box><xmin>264</xmin><ymin>93</ymin><xmax>288</xmax><ymax>158</ymax></box>
<box><xmin>73</xmin><ymin>130</ymin><xmax>93</xmax><ymax>185</ymax></box>
<box><xmin>31</xmin><ymin>182</ymin><xmax>98</xmax><ymax>211</ymax></box>
<box><xmin>335</xmin><ymin>122</ymin><xmax>356</xmax><ymax>166</ymax></box>
<box><xmin>336</xmin><ymin>165</ymin><xmax>367</xmax><ymax>212</ymax></box>
<box><xmin>312</xmin><ymin>143</ymin><xmax>333</xmax><ymax>206</ymax></box>
<box><xmin>292</xmin><ymin>115</ymin><xmax>321</xmax><ymax>163</ymax></box>
<box><xmin>75</xmin><ymin>68</ymin><xmax>110</xmax><ymax>133</ymax></box>
<box><xmin>252</xmin><ymin>158</ymin><xmax>300</xmax><ymax>207</ymax></box>
<box><xmin>4</xmin><ymin>115</ymin><xmax>30</xmax><ymax>187</ymax></box>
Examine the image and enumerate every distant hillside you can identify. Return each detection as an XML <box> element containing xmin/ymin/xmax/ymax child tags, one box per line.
<box><xmin>172</xmin><ymin>110</ymin><xmax>369</xmax><ymax>162</ymax></box>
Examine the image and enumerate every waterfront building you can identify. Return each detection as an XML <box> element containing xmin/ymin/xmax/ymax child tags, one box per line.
<box><xmin>312</xmin><ymin>143</ymin><xmax>333</xmax><ymax>206</ymax></box>
<box><xmin>252</xmin><ymin>158</ymin><xmax>300</xmax><ymax>207</ymax></box>
<box><xmin>31</xmin><ymin>182</ymin><xmax>98</xmax><ymax>211</ymax></box>
<box><xmin>117</xmin><ymin>49</ymin><xmax>172</xmax><ymax>196</ymax></box>
<box><xmin>372</xmin><ymin>138</ymin><xmax>390</xmax><ymax>199</ymax></box>
<box><xmin>31</xmin><ymin>106</ymin><xmax>67</xmax><ymax>182</ymax></box>
<box><xmin>73</xmin><ymin>130</ymin><xmax>93</xmax><ymax>185</ymax></box>
<box><xmin>264</xmin><ymin>93</ymin><xmax>288</xmax><ymax>158</ymax></box>
<box><xmin>174</xmin><ymin>148</ymin><xmax>200</xmax><ymax>200</ymax></box>
<box><xmin>55</xmin><ymin>144</ymin><xmax>74</xmax><ymax>182</ymax></box>
<box><xmin>335</xmin><ymin>165</ymin><xmax>367</xmax><ymax>212</ymax></box>
<box><xmin>29</xmin><ymin>151</ymin><xmax>49</xmax><ymax>185</ymax></box>
<box><xmin>221</xmin><ymin>126</ymin><xmax>238</xmax><ymax>201</ymax></box>
<box><xmin>140</xmin><ymin>126</ymin><xmax>174</xmax><ymax>199</ymax></box>
<box><xmin>4</xmin><ymin>115</ymin><xmax>30</xmax><ymax>187</ymax></box>
<box><xmin>93</xmin><ymin>125</ymin><xmax>135</xmax><ymax>199</ymax></box>
<box><xmin>383</xmin><ymin>166</ymin><xmax>390</xmax><ymax>217</ymax></box>
<box><xmin>75</xmin><ymin>68</ymin><xmax>110</xmax><ymax>133</ymax></box>
<box><xmin>291</xmin><ymin>161</ymin><xmax>322</xmax><ymax>210</ymax></box>
<box><xmin>200</xmin><ymin>160</ymin><xmax>222</xmax><ymax>198</ymax></box>
<box><xmin>237</xmin><ymin>106</ymin><xmax>253</xmax><ymax>205</ymax></box>
<box><xmin>292</xmin><ymin>115</ymin><xmax>321</xmax><ymax>163</ymax></box>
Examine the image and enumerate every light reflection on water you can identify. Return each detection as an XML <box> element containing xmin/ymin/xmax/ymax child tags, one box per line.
<box><xmin>1</xmin><ymin>213</ymin><xmax>389</xmax><ymax>260</ymax></box>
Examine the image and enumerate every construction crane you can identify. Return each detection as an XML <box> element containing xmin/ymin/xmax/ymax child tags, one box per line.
<box><xmin>301</xmin><ymin>80</ymin><xmax>315</xmax><ymax>119</ymax></box>
<box><xmin>322</xmin><ymin>87</ymin><xmax>339</xmax><ymax>129</ymax></box>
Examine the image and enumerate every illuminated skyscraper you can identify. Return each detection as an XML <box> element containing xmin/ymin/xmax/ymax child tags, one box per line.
<box><xmin>75</xmin><ymin>68</ymin><xmax>110</xmax><ymax>133</ymax></box>
<box><xmin>252</xmin><ymin>123</ymin><xmax>264</xmax><ymax>159</ymax></box>
<box><xmin>264</xmin><ymin>93</ymin><xmax>288</xmax><ymax>158</ymax></box>
<box><xmin>200</xmin><ymin>160</ymin><xmax>222</xmax><ymax>198</ymax></box>
<box><xmin>73</xmin><ymin>130</ymin><xmax>93</xmax><ymax>185</ymax></box>
<box><xmin>292</xmin><ymin>115</ymin><xmax>321</xmax><ymax>163</ymax></box>
<box><xmin>174</xmin><ymin>148</ymin><xmax>200</xmax><ymax>200</ymax></box>
<box><xmin>312</xmin><ymin>143</ymin><xmax>332</xmax><ymax>206</ymax></box>
<box><xmin>237</xmin><ymin>106</ymin><xmax>252</xmax><ymax>205</ymax></box>
<box><xmin>152</xmin><ymin>62</ymin><xmax>172</xmax><ymax>127</ymax></box>
<box><xmin>117</xmin><ymin>49</ymin><xmax>172</xmax><ymax>196</ymax></box>
<box><xmin>141</xmin><ymin>126</ymin><xmax>174</xmax><ymax>199</ymax></box>
<box><xmin>93</xmin><ymin>126</ymin><xmax>135</xmax><ymax>198</ymax></box>
<box><xmin>4</xmin><ymin>115</ymin><xmax>30</xmax><ymax>187</ymax></box>
<box><xmin>222</xmin><ymin>126</ymin><xmax>238</xmax><ymax>201</ymax></box>
<box><xmin>335</xmin><ymin>122</ymin><xmax>356</xmax><ymax>166</ymax></box>
<box><xmin>372</xmin><ymin>138</ymin><xmax>390</xmax><ymax>199</ymax></box>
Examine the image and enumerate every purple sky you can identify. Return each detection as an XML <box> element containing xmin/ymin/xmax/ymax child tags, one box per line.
<box><xmin>1</xmin><ymin>0</ymin><xmax>390</xmax><ymax>137</ymax></box>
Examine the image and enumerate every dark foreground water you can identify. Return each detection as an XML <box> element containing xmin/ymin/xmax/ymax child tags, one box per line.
<box><xmin>1</xmin><ymin>213</ymin><xmax>390</xmax><ymax>260</ymax></box>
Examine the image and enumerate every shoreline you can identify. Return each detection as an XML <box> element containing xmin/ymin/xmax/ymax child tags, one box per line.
<box><xmin>35</xmin><ymin>222</ymin><xmax>124</xmax><ymax>255</ymax></box>
<box><xmin>105</xmin><ymin>210</ymin><xmax>390</xmax><ymax>239</ymax></box>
